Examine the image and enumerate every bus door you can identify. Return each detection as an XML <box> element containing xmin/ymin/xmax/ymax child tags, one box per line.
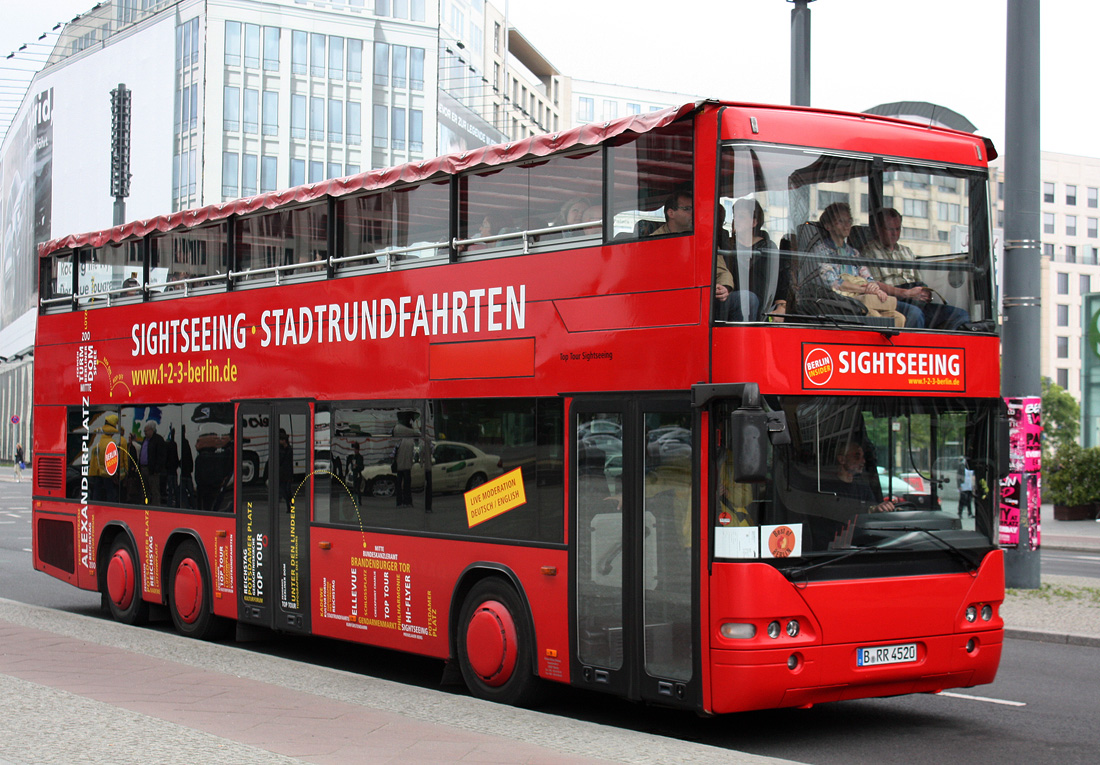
<box><xmin>236</xmin><ymin>401</ymin><xmax>311</xmax><ymax>634</ymax></box>
<box><xmin>572</xmin><ymin>397</ymin><xmax>698</xmax><ymax>708</ymax></box>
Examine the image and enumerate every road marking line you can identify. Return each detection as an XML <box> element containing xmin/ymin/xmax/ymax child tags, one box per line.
<box><xmin>938</xmin><ymin>691</ymin><xmax>1026</xmax><ymax>707</ymax></box>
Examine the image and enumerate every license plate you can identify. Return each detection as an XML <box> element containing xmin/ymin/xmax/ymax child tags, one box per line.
<box><xmin>857</xmin><ymin>642</ymin><xmax>918</xmax><ymax>667</ymax></box>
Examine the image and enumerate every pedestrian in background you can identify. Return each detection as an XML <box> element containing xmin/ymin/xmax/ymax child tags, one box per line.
<box><xmin>13</xmin><ymin>443</ymin><xmax>24</xmax><ymax>481</ymax></box>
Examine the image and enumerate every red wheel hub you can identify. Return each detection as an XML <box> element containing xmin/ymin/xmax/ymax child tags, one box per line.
<box><xmin>173</xmin><ymin>558</ymin><xmax>204</xmax><ymax>624</ymax></box>
<box><xmin>465</xmin><ymin>599</ymin><xmax>518</xmax><ymax>687</ymax></box>
<box><xmin>106</xmin><ymin>548</ymin><xmax>136</xmax><ymax>610</ymax></box>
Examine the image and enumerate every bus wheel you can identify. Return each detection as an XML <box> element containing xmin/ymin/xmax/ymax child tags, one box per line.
<box><xmin>168</xmin><ymin>540</ymin><xmax>223</xmax><ymax>640</ymax></box>
<box><xmin>104</xmin><ymin>536</ymin><xmax>149</xmax><ymax>625</ymax></box>
<box><xmin>457</xmin><ymin>578</ymin><xmax>543</xmax><ymax>707</ymax></box>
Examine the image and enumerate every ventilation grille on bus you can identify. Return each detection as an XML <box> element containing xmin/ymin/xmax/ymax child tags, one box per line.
<box><xmin>37</xmin><ymin>517</ymin><xmax>75</xmax><ymax>574</ymax></box>
<box><xmin>35</xmin><ymin>455</ymin><xmax>65</xmax><ymax>491</ymax></box>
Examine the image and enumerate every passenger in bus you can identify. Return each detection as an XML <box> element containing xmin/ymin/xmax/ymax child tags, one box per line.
<box><xmin>863</xmin><ymin>208</ymin><xmax>971</xmax><ymax>330</ymax></box>
<box><xmin>715</xmin><ymin>199</ymin><xmax>781</xmax><ymax>322</ymax></box>
<box><xmin>649</xmin><ymin>190</ymin><xmax>693</xmax><ymax>237</ymax></box>
<box><xmin>552</xmin><ymin>196</ymin><xmax>592</xmax><ymax>236</ymax></box>
<box><xmin>464</xmin><ymin>214</ymin><xmax>496</xmax><ymax>251</ymax></box>
<box><xmin>580</xmin><ymin>204</ymin><xmax>603</xmax><ymax>237</ymax></box>
<box><xmin>798</xmin><ymin>202</ymin><xmax>909</xmax><ymax>327</ymax></box>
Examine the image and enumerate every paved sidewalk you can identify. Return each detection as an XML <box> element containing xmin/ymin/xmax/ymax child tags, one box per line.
<box><xmin>0</xmin><ymin>599</ymin><xmax>794</xmax><ymax>765</ymax></box>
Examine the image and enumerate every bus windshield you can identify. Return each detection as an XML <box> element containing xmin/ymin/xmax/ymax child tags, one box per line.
<box><xmin>713</xmin><ymin>395</ymin><xmax>999</xmax><ymax>564</ymax></box>
<box><xmin>714</xmin><ymin>145</ymin><xmax>993</xmax><ymax>331</ymax></box>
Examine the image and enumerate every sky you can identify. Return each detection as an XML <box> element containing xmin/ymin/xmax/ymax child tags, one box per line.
<box><xmin>0</xmin><ymin>1</ymin><xmax>1093</xmax><ymax>157</ymax></box>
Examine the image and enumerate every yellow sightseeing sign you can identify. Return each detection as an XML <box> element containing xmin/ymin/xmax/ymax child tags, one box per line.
<box><xmin>465</xmin><ymin>468</ymin><xmax>526</xmax><ymax>527</ymax></box>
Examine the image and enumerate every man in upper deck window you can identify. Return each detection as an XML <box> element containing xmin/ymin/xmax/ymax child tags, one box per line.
<box><xmin>863</xmin><ymin>207</ymin><xmax>971</xmax><ymax>330</ymax></box>
<box><xmin>650</xmin><ymin>189</ymin><xmax>694</xmax><ymax>236</ymax></box>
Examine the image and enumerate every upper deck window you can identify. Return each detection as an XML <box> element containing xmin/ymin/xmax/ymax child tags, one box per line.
<box><xmin>236</xmin><ymin>203</ymin><xmax>329</xmax><ymax>282</ymax></box>
<box><xmin>714</xmin><ymin>145</ymin><xmax>993</xmax><ymax>331</ymax></box>
<box><xmin>609</xmin><ymin>120</ymin><xmax>693</xmax><ymax>240</ymax></box>
<box><xmin>75</xmin><ymin>240</ymin><xmax>144</xmax><ymax>308</ymax></box>
<box><xmin>149</xmin><ymin>222</ymin><xmax>230</xmax><ymax>295</ymax></box>
<box><xmin>336</xmin><ymin>179</ymin><xmax>450</xmax><ymax>270</ymax></box>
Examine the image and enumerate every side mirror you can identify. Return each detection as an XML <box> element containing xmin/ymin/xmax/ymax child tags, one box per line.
<box><xmin>728</xmin><ymin>385</ymin><xmax>788</xmax><ymax>482</ymax></box>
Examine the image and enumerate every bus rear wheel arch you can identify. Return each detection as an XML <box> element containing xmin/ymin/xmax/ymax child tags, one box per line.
<box><xmin>456</xmin><ymin>576</ymin><xmax>543</xmax><ymax>707</ymax></box>
<box><xmin>102</xmin><ymin>533</ymin><xmax>149</xmax><ymax>626</ymax></box>
<box><xmin>167</xmin><ymin>539</ymin><xmax>227</xmax><ymax>640</ymax></box>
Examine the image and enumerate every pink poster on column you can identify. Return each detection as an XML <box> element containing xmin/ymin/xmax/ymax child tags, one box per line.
<box><xmin>1026</xmin><ymin>473</ymin><xmax>1041</xmax><ymax>550</ymax></box>
<box><xmin>999</xmin><ymin>473</ymin><xmax>1021</xmax><ymax>546</ymax></box>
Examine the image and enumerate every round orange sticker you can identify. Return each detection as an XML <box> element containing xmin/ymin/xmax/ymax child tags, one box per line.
<box><xmin>768</xmin><ymin>525</ymin><xmax>796</xmax><ymax>558</ymax></box>
<box><xmin>104</xmin><ymin>441</ymin><xmax>119</xmax><ymax>476</ymax></box>
<box><xmin>717</xmin><ymin>511</ymin><xmax>733</xmax><ymax>526</ymax></box>
<box><xmin>804</xmin><ymin>347</ymin><xmax>834</xmax><ymax>386</ymax></box>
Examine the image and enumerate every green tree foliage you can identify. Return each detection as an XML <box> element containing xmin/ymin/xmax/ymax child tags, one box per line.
<box><xmin>1042</xmin><ymin>377</ymin><xmax>1080</xmax><ymax>466</ymax></box>
<box><xmin>1046</xmin><ymin>442</ymin><xmax>1100</xmax><ymax>506</ymax></box>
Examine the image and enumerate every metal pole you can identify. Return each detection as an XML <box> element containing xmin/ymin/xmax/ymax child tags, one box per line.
<box><xmin>1002</xmin><ymin>0</ymin><xmax>1041</xmax><ymax>589</ymax></box>
<box><xmin>789</xmin><ymin>0</ymin><xmax>814</xmax><ymax>106</ymax></box>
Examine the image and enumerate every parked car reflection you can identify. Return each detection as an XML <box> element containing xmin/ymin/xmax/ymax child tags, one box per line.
<box><xmin>360</xmin><ymin>440</ymin><xmax>504</xmax><ymax>497</ymax></box>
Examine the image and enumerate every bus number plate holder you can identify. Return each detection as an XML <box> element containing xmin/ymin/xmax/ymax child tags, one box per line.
<box><xmin>857</xmin><ymin>642</ymin><xmax>917</xmax><ymax>667</ymax></box>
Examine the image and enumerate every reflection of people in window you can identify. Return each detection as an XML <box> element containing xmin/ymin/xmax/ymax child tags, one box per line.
<box><xmin>393</xmin><ymin>413</ymin><xmax>420</xmax><ymax>508</ymax></box>
<box><xmin>716</xmin><ymin>444</ymin><xmax>755</xmax><ymax>526</ymax></box>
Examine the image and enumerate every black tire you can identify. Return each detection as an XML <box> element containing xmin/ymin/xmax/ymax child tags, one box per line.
<box><xmin>103</xmin><ymin>535</ymin><xmax>149</xmax><ymax>625</ymax></box>
<box><xmin>241</xmin><ymin>452</ymin><xmax>261</xmax><ymax>484</ymax></box>
<box><xmin>168</xmin><ymin>540</ymin><xmax>226</xmax><ymax>640</ymax></box>
<box><xmin>456</xmin><ymin>577</ymin><xmax>543</xmax><ymax>707</ymax></box>
<box><xmin>371</xmin><ymin>475</ymin><xmax>397</xmax><ymax>498</ymax></box>
<box><xmin>465</xmin><ymin>472</ymin><xmax>488</xmax><ymax>491</ymax></box>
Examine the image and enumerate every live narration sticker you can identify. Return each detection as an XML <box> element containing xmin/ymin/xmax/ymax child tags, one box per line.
<box><xmin>465</xmin><ymin>467</ymin><xmax>527</xmax><ymax>527</ymax></box>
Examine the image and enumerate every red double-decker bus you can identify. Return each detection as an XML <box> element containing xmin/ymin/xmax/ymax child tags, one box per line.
<box><xmin>32</xmin><ymin>100</ymin><xmax>1005</xmax><ymax>714</ymax></box>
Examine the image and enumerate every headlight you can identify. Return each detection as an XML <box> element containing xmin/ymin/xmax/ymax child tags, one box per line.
<box><xmin>786</xmin><ymin>619</ymin><xmax>801</xmax><ymax>638</ymax></box>
<box><xmin>981</xmin><ymin>604</ymin><xmax>993</xmax><ymax>621</ymax></box>
<box><xmin>720</xmin><ymin>622</ymin><xmax>756</xmax><ymax>639</ymax></box>
<box><xmin>965</xmin><ymin>606</ymin><xmax>977</xmax><ymax>623</ymax></box>
<box><xmin>767</xmin><ymin>620</ymin><xmax>781</xmax><ymax>639</ymax></box>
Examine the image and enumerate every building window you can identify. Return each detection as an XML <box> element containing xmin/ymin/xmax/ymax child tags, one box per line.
<box><xmin>1057</xmin><ymin>368</ymin><xmax>1069</xmax><ymax>388</ymax></box>
<box><xmin>374</xmin><ymin>43</ymin><xmax>389</xmax><ymax>86</ymax></box>
<box><xmin>937</xmin><ymin>202</ymin><xmax>960</xmax><ymax>223</ymax></box>
<box><xmin>1089</xmin><ymin>217</ymin><xmax>1098</xmax><ymax>238</ymax></box>
<box><xmin>1044</xmin><ymin>182</ymin><xmax>1055</xmax><ymax>204</ymax></box>
<box><xmin>578</xmin><ymin>97</ymin><xmax>594</xmax><ymax>123</ymax></box>
<box><xmin>1057</xmin><ymin>304</ymin><xmax>1069</xmax><ymax>326</ymax></box>
<box><xmin>311</xmin><ymin>33</ymin><xmax>326</xmax><ymax>77</ymax></box>
<box><xmin>347</xmin><ymin>101</ymin><xmax>362</xmax><ymax>145</ymax></box>
<box><xmin>1067</xmin><ymin>215</ymin><xmax>1077</xmax><ymax>236</ymax></box>
<box><xmin>392</xmin><ymin>106</ymin><xmax>405</xmax><ymax>150</ymax></box>
<box><xmin>411</xmin><ymin>0</ymin><xmax>425</xmax><ymax>21</ymax></box>
<box><xmin>902</xmin><ymin>198</ymin><xmax>928</xmax><ymax>218</ymax></box>
<box><xmin>348</xmin><ymin>39</ymin><xmax>363</xmax><ymax>82</ymax></box>
<box><xmin>346</xmin><ymin>163</ymin><xmax>360</xmax><ymax>176</ymax></box>
<box><xmin>1090</xmin><ymin>187</ymin><xmax>1099</xmax><ymax>209</ymax></box>
<box><xmin>1089</xmin><ymin>247</ymin><xmax>1100</xmax><ymax>266</ymax></box>
<box><xmin>244</xmin><ymin>24</ymin><xmax>260</xmax><ymax>69</ymax></box>
<box><xmin>1043</xmin><ymin>212</ymin><xmax>1055</xmax><ymax>234</ymax></box>
<box><xmin>392</xmin><ymin>45</ymin><xmax>407</xmax><ymax>88</ymax></box>
<box><xmin>410</xmin><ymin>48</ymin><xmax>424</xmax><ymax>90</ymax></box>
<box><xmin>1043</xmin><ymin>243</ymin><xmax>1054</xmax><ymax>259</ymax></box>
<box><xmin>292</xmin><ymin>31</ymin><xmax>307</xmax><ymax>74</ymax></box>
<box><xmin>328</xmin><ymin>98</ymin><xmax>343</xmax><ymax>142</ymax></box>
<box><xmin>263</xmin><ymin>27</ymin><xmax>280</xmax><ymax>71</ymax></box>
<box><xmin>290</xmin><ymin>158</ymin><xmax>305</xmax><ymax>187</ymax></box>
<box><xmin>225</xmin><ymin>21</ymin><xmax>241</xmax><ymax>67</ymax></box>
<box><xmin>222</xmin><ymin>151</ymin><xmax>239</xmax><ymax>198</ymax></box>
<box><xmin>373</xmin><ymin>104</ymin><xmax>388</xmax><ymax>148</ymax></box>
<box><xmin>223</xmin><ymin>86</ymin><xmax>240</xmax><ymax>131</ymax></box>
<box><xmin>494</xmin><ymin>21</ymin><xmax>501</xmax><ymax>54</ymax></box>
<box><xmin>328</xmin><ymin>35</ymin><xmax>344</xmax><ymax>80</ymax></box>
<box><xmin>243</xmin><ymin>88</ymin><xmax>259</xmax><ymax>134</ymax></box>
<box><xmin>1067</xmin><ymin>184</ymin><xmax>1077</xmax><ymax>206</ymax></box>
<box><xmin>328</xmin><ymin>162</ymin><xmax>342</xmax><ymax>179</ymax></box>
<box><xmin>310</xmin><ymin>96</ymin><xmax>324</xmax><ymax>141</ymax></box>
<box><xmin>1057</xmin><ymin>336</ymin><xmax>1069</xmax><ymax>359</ymax></box>
<box><xmin>260</xmin><ymin>156</ymin><xmax>277</xmax><ymax>193</ymax></box>
<box><xmin>1057</xmin><ymin>272</ymin><xmax>1069</xmax><ymax>295</ymax></box>
<box><xmin>242</xmin><ymin>153</ymin><xmax>258</xmax><ymax>196</ymax></box>
<box><xmin>1066</xmin><ymin>245</ymin><xmax>1077</xmax><ymax>263</ymax></box>
<box><xmin>410</xmin><ymin>108</ymin><xmax>423</xmax><ymax>153</ymax></box>
<box><xmin>309</xmin><ymin>160</ymin><xmax>323</xmax><ymax>183</ymax></box>
<box><xmin>262</xmin><ymin>91</ymin><xmax>278</xmax><ymax>136</ymax></box>
<box><xmin>602</xmin><ymin>100</ymin><xmax>618</xmax><ymax>120</ymax></box>
<box><xmin>291</xmin><ymin>95</ymin><xmax>306</xmax><ymax>139</ymax></box>
<box><xmin>1082</xmin><ymin>274</ymin><xmax>1092</xmax><ymax>294</ymax></box>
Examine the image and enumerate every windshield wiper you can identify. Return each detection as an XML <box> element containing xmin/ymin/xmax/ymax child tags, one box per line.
<box><xmin>782</xmin><ymin>544</ymin><xmax>882</xmax><ymax>581</ymax></box>
<box><xmin>881</xmin><ymin>526</ymin><xmax>981</xmax><ymax>571</ymax></box>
